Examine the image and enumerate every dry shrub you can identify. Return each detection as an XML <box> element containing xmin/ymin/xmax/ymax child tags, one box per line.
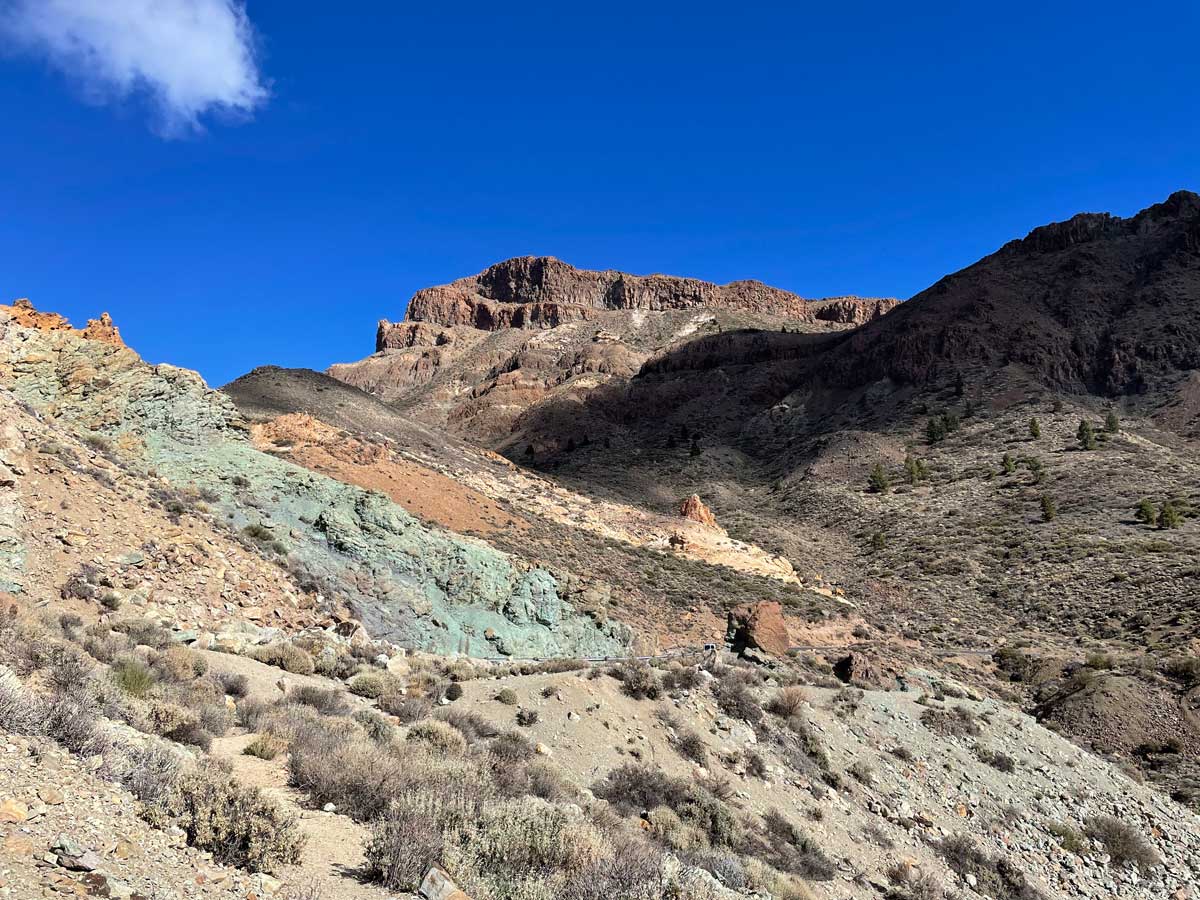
<box><xmin>351</xmin><ymin>708</ymin><xmax>395</xmax><ymax>744</ymax></box>
<box><xmin>112</xmin><ymin>619</ymin><xmax>171</xmax><ymax>650</ymax></box>
<box><xmin>1085</xmin><ymin>815</ymin><xmax>1160</xmax><ymax>872</ymax></box>
<box><xmin>760</xmin><ymin>809</ymin><xmax>836</xmax><ymax>881</ymax></box>
<box><xmin>920</xmin><ymin>705</ymin><xmax>981</xmax><ymax>738</ymax></box>
<box><xmin>144</xmin><ymin>762</ymin><xmax>303</xmax><ymax>873</ymax></box>
<box><xmin>937</xmin><ymin>834</ymin><xmax>1043</xmax><ymax>900</ymax></box>
<box><xmin>661</xmin><ymin>664</ymin><xmax>704</xmax><ymax>692</ymax></box>
<box><xmin>153</xmin><ymin>646</ymin><xmax>207</xmax><ymax>682</ymax></box>
<box><xmin>217</xmin><ymin>672</ymin><xmax>249</xmax><ymax>698</ymax></box>
<box><xmin>244</xmin><ymin>734</ymin><xmax>286</xmax><ymax>760</ymax></box>
<box><xmin>442</xmin><ymin>796</ymin><xmax>610</xmax><ymax>900</ymax></box>
<box><xmin>364</xmin><ymin>780</ymin><xmax>484</xmax><ymax>891</ymax></box>
<box><xmin>288</xmin><ymin>685</ymin><xmax>348</xmax><ymax>716</ymax></box>
<box><xmin>672</xmin><ymin>727</ymin><xmax>708</xmax><ymax>765</ymax></box>
<box><xmin>288</xmin><ymin>721</ymin><xmax>402</xmax><ymax>819</ymax></box>
<box><xmin>490</xmin><ymin>730</ymin><xmax>535</xmax><ymax>761</ymax></box>
<box><xmin>714</xmin><ymin>677</ymin><xmax>762</xmax><ymax>723</ymax></box>
<box><xmin>436</xmin><ymin>707</ymin><xmax>499</xmax><ymax>742</ymax></box>
<box><xmin>406</xmin><ymin>719</ymin><xmax>467</xmax><ymax>754</ymax></box>
<box><xmin>612</xmin><ymin>661</ymin><xmax>661</xmax><ymax>700</ymax></box>
<box><xmin>251</xmin><ymin>643</ymin><xmax>315</xmax><ymax>675</ymax></box>
<box><xmin>496</xmin><ymin>687</ymin><xmax>519</xmax><ymax>705</ymax></box>
<box><xmin>380</xmin><ymin>694</ymin><xmax>430</xmax><ymax>723</ymax></box>
<box><xmin>349</xmin><ymin>672</ymin><xmax>392</xmax><ymax>699</ymax></box>
<box><xmin>593</xmin><ymin>763</ymin><xmax>740</xmax><ymax>848</ymax></box>
<box><xmin>0</xmin><ymin>668</ymin><xmax>43</xmax><ymax>732</ymax></box>
<box><xmin>766</xmin><ymin>686</ymin><xmax>808</xmax><ymax>718</ymax></box>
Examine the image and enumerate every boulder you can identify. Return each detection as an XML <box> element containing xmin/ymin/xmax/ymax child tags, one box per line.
<box><xmin>726</xmin><ymin>601</ymin><xmax>790</xmax><ymax>658</ymax></box>
<box><xmin>419</xmin><ymin>865</ymin><xmax>472</xmax><ymax>900</ymax></box>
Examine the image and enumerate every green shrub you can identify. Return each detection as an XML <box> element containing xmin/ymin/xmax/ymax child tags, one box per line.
<box><xmin>496</xmin><ymin>687</ymin><xmax>519</xmax><ymax>705</ymax></box>
<box><xmin>349</xmin><ymin>672</ymin><xmax>390</xmax><ymax>699</ymax></box>
<box><xmin>111</xmin><ymin>657</ymin><xmax>157</xmax><ymax>697</ymax></box>
<box><xmin>868</xmin><ymin>463</ymin><xmax>890</xmax><ymax>494</ymax></box>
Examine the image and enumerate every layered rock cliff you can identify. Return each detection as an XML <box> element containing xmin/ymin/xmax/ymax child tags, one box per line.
<box><xmin>397</xmin><ymin>256</ymin><xmax>815</xmax><ymax>338</ymax></box>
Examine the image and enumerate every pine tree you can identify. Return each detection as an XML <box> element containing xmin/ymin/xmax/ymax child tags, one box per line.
<box><xmin>1135</xmin><ymin>499</ymin><xmax>1156</xmax><ymax>525</ymax></box>
<box><xmin>1158</xmin><ymin>501</ymin><xmax>1182</xmax><ymax>530</ymax></box>
<box><xmin>868</xmin><ymin>463</ymin><xmax>890</xmax><ymax>494</ymax></box>
<box><xmin>1104</xmin><ymin>411</ymin><xmax>1119</xmax><ymax>434</ymax></box>
<box><xmin>689</xmin><ymin>440</ymin><xmax>701</xmax><ymax>457</ymax></box>
<box><xmin>1001</xmin><ymin>453</ymin><xmax>1016</xmax><ymax>475</ymax></box>
<box><xmin>1029</xmin><ymin>418</ymin><xmax>1041</xmax><ymax>439</ymax></box>
<box><xmin>904</xmin><ymin>454</ymin><xmax>922</xmax><ymax>485</ymax></box>
<box><xmin>1026</xmin><ymin>457</ymin><xmax>1044</xmax><ymax>483</ymax></box>
<box><xmin>566</xmin><ymin>437</ymin><xmax>577</xmax><ymax>453</ymax></box>
<box><xmin>869</xmin><ymin>531</ymin><xmax>886</xmax><ymax>551</ymax></box>
<box><xmin>1077</xmin><ymin>420</ymin><xmax>1096</xmax><ymax>450</ymax></box>
<box><xmin>524</xmin><ymin>445</ymin><xmax>535</xmax><ymax>459</ymax></box>
<box><xmin>666</xmin><ymin>434</ymin><xmax>677</xmax><ymax>450</ymax></box>
<box><xmin>1040</xmin><ymin>494</ymin><xmax>1057</xmax><ymax>522</ymax></box>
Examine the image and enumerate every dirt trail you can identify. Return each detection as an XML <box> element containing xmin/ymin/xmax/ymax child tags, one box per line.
<box><xmin>209</xmin><ymin>733</ymin><xmax>381</xmax><ymax>900</ymax></box>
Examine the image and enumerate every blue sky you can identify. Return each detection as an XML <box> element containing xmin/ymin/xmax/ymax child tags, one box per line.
<box><xmin>2</xmin><ymin>1</ymin><xmax>1197</xmax><ymax>387</ymax></box>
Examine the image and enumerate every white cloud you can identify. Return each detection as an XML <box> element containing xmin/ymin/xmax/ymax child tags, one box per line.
<box><xmin>2</xmin><ymin>0</ymin><xmax>268</xmax><ymax>134</ymax></box>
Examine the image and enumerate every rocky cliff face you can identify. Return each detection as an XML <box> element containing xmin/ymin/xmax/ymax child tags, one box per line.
<box><xmin>331</xmin><ymin>258</ymin><xmax>896</xmax><ymax>446</ymax></box>
<box><xmin>809</xmin><ymin>295</ymin><xmax>899</xmax><ymax>325</ymax></box>
<box><xmin>399</xmin><ymin>256</ymin><xmax>818</xmax><ymax>335</ymax></box>
<box><xmin>0</xmin><ymin>300</ymin><xmax>630</xmax><ymax>658</ymax></box>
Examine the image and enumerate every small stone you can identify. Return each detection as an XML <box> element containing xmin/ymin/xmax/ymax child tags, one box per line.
<box><xmin>0</xmin><ymin>797</ymin><xmax>29</xmax><ymax>822</ymax></box>
<box><xmin>38</xmin><ymin>786</ymin><xmax>66</xmax><ymax>805</ymax></box>
<box><xmin>535</xmin><ymin>743</ymin><xmax>552</xmax><ymax>756</ymax></box>
<box><xmin>322</xmin><ymin>802</ymin><xmax>336</xmax><ymax>813</ymax></box>
<box><xmin>2</xmin><ymin>832</ymin><xmax>34</xmax><ymax>857</ymax></box>
<box><xmin>61</xmin><ymin>850</ymin><xmax>102</xmax><ymax>872</ymax></box>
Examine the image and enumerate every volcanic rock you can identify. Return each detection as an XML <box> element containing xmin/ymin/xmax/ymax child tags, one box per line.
<box><xmin>726</xmin><ymin>600</ymin><xmax>790</xmax><ymax>658</ymax></box>
<box><xmin>679</xmin><ymin>494</ymin><xmax>719</xmax><ymax>528</ymax></box>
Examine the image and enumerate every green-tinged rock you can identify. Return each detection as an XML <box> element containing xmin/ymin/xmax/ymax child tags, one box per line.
<box><xmin>0</xmin><ymin>308</ymin><xmax>631</xmax><ymax>658</ymax></box>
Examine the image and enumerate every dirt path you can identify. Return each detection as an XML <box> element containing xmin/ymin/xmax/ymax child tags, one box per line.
<box><xmin>210</xmin><ymin>733</ymin><xmax>384</xmax><ymax>900</ymax></box>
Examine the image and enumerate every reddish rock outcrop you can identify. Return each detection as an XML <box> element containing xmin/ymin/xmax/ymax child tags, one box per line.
<box><xmin>81</xmin><ymin>312</ymin><xmax>124</xmax><ymax>346</ymax></box>
<box><xmin>2</xmin><ymin>299</ymin><xmax>124</xmax><ymax>347</ymax></box>
<box><xmin>726</xmin><ymin>600</ymin><xmax>790</xmax><ymax>658</ymax></box>
<box><xmin>679</xmin><ymin>494</ymin><xmax>719</xmax><ymax>528</ymax></box>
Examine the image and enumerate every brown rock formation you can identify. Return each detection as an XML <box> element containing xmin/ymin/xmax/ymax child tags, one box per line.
<box><xmin>396</xmin><ymin>256</ymin><xmax>815</xmax><ymax>335</ymax></box>
<box><xmin>679</xmin><ymin>494</ymin><xmax>718</xmax><ymax>528</ymax></box>
<box><xmin>2</xmin><ymin>299</ymin><xmax>124</xmax><ymax>347</ymax></box>
<box><xmin>81</xmin><ymin>312</ymin><xmax>124</xmax><ymax>346</ymax></box>
<box><xmin>809</xmin><ymin>296</ymin><xmax>899</xmax><ymax>325</ymax></box>
<box><xmin>726</xmin><ymin>600</ymin><xmax>790</xmax><ymax>657</ymax></box>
